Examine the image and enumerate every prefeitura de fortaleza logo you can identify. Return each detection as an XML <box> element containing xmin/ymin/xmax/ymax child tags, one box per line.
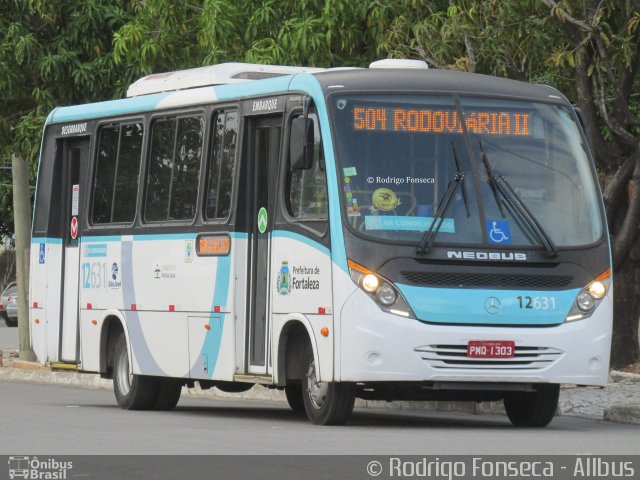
<box><xmin>277</xmin><ymin>261</ymin><xmax>291</xmax><ymax>296</ymax></box>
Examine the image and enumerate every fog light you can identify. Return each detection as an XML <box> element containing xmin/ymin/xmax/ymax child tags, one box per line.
<box><xmin>377</xmin><ymin>284</ymin><xmax>397</xmax><ymax>306</ymax></box>
<box><xmin>577</xmin><ymin>291</ymin><xmax>595</xmax><ymax>311</ymax></box>
<box><xmin>588</xmin><ymin>281</ymin><xmax>606</xmax><ymax>299</ymax></box>
<box><xmin>361</xmin><ymin>274</ymin><xmax>379</xmax><ymax>293</ymax></box>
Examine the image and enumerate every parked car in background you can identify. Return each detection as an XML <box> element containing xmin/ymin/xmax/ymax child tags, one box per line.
<box><xmin>6</xmin><ymin>291</ymin><xmax>18</xmax><ymax>327</ymax></box>
<box><xmin>0</xmin><ymin>282</ymin><xmax>17</xmax><ymax>327</ymax></box>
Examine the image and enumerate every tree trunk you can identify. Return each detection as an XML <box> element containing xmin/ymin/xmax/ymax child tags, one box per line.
<box><xmin>610</xmin><ymin>258</ymin><xmax>640</xmax><ymax>369</ymax></box>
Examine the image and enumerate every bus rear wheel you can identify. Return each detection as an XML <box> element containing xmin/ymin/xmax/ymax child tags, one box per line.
<box><xmin>112</xmin><ymin>334</ymin><xmax>159</xmax><ymax>410</ymax></box>
<box><xmin>301</xmin><ymin>346</ymin><xmax>355</xmax><ymax>425</ymax></box>
<box><xmin>504</xmin><ymin>384</ymin><xmax>559</xmax><ymax>427</ymax></box>
<box><xmin>153</xmin><ymin>378</ymin><xmax>182</xmax><ymax>411</ymax></box>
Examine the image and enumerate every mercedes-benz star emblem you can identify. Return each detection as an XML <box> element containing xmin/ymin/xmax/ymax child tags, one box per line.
<box><xmin>484</xmin><ymin>297</ymin><xmax>502</xmax><ymax>314</ymax></box>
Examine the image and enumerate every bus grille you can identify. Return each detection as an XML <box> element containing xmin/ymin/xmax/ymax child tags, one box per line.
<box><xmin>415</xmin><ymin>344</ymin><xmax>563</xmax><ymax>370</ymax></box>
<box><xmin>401</xmin><ymin>271</ymin><xmax>573</xmax><ymax>289</ymax></box>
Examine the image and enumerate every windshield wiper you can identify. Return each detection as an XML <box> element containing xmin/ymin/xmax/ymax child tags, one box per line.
<box><xmin>479</xmin><ymin>141</ymin><xmax>505</xmax><ymax>218</ymax></box>
<box><xmin>453</xmin><ymin>142</ymin><xmax>471</xmax><ymax>219</ymax></box>
<box><xmin>416</xmin><ymin>143</ymin><xmax>469</xmax><ymax>255</ymax></box>
<box><xmin>481</xmin><ymin>147</ymin><xmax>558</xmax><ymax>257</ymax></box>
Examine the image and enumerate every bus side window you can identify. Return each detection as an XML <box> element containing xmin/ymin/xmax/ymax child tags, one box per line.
<box><xmin>91</xmin><ymin>122</ymin><xmax>143</xmax><ymax>224</ymax></box>
<box><xmin>205</xmin><ymin>110</ymin><xmax>238</xmax><ymax>221</ymax></box>
<box><xmin>286</xmin><ymin>113</ymin><xmax>327</xmax><ymax>224</ymax></box>
<box><xmin>145</xmin><ymin>115</ymin><xmax>203</xmax><ymax>222</ymax></box>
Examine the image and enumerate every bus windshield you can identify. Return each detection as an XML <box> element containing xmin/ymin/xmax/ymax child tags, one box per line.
<box><xmin>330</xmin><ymin>94</ymin><xmax>603</xmax><ymax>248</ymax></box>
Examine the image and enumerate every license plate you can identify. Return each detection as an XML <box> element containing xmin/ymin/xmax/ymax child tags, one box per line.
<box><xmin>467</xmin><ymin>340</ymin><xmax>515</xmax><ymax>358</ymax></box>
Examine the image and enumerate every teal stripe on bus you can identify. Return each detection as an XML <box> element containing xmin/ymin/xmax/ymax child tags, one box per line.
<box><xmin>214</xmin><ymin>76</ymin><xmax>295</xmax><ymax>100</ymax></box>
<box><xmin>31</xmin><ymin>237</ymin><xmax>63</xmax><ymax>245</ymax></box>
<box><xmin>82</xmin><ymin>232</ymin><xmax>247</xmax><ymax>242</ymax></box>
<box><xmin>200</xmin><ymin>254</ymin><xmax>232</xmax><ymax>378</ymax></box>
<box><xmin>47</xmin><ymin>93</ymin><xmax>170</xmax><ymax>123</ymax></box>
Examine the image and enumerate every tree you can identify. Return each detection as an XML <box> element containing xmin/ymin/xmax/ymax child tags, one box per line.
<box><xmin>0</xmin><ymin>0</ymin><xmax>136</xmax><ymax>234</ymax></box>
<box><xmin>111</xmin><ymin>0</ymin><xmax>383</xmax><ymax>70</ymax></box>
<box><xmin>377</xmin><ymin>0</ymin><xmax>640</xmax><ymax>368</ymax></box>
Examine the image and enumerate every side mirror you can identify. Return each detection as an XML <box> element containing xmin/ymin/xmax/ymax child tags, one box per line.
<box><xmin>289</xmin><ymin>117</ymin><xmax>314</xmax><ymax>170</ymax></box>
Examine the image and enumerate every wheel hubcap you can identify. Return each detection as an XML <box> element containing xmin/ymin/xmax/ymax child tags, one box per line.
<box><xmin>305</xmin><ymin>359</ymin><xmax>328</xmax><ymax>409</ymax></box>
<box><xmin>116</xmin><ymin>347</ymin><xmax>132</xmax><ymax>396</ymax></box>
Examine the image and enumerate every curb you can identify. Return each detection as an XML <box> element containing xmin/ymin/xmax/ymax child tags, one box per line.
<box><xmin>609</xmin><ymin>370</ymin><xmax>640</xmax><ymax>384</ymax></box>
<box><xmin>2</xmin><ymin>359</ymin><xmax>639</xmax><ymax>424</ymax></box>
<box><xmin>604</xmin><ymin>403</ymin><xmax>640</xmax><ymax>425</ymax></box>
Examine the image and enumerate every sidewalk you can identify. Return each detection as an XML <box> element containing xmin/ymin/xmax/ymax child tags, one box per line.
<box><xmin>2</xmin><ymin>348</ymin><xmax>639</xmax><ymax>424</ymax></box>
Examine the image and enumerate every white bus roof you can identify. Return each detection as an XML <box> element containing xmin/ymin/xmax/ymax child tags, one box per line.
<box><xmin>126</xmin><ymin>62</ymin><xmax>326</xmax><ymax>97</ymax></box>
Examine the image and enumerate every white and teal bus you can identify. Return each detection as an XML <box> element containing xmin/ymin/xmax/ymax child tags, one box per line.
<box><xmin>30</xmin><ymin>60</ymin><xmax>612</xmax><ymax>426</ymax></box>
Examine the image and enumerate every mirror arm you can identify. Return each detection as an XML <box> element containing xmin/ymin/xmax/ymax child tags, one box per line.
<box><xmin>302</xmin><ymin>96</ymin><xmax>311</xmax><ymax>157</ymax></box>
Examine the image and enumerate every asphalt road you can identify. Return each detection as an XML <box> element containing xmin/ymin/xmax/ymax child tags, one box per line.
<box><xmin>2</xmin><ymin>381</ymin><xmax>639</xmax><ymax>456</ymax></box>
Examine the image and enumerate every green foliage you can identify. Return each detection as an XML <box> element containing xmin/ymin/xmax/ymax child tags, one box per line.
<box><xmin>112</xmin><ymin>0</ymin><xmax>380</xmax><ymax>69</ymax></box>
<box><xmin>0</xmin><ymin>0</ymin><xmax>135</xmax><ymax>235</ymax></box>
<box><xmin>376</xmin><ymin>0</ymin><xmax>640</xmax><ymax>166</ymax></box>
<box><xmin>1</xmin><ymin>0</ymin><xmax>639</xmax><ymax>239</ymax></box>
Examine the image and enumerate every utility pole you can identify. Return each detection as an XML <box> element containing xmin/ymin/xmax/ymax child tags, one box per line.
<box><xmin>12</xmin><ymin>154</ymin><xmax>35</xmax><ymax>361</ymax></box>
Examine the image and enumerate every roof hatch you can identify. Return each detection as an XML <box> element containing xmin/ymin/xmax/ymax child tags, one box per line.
<box><xmin>126</xmin><ymin>62</ymin><xmax>325</xmax><ymax>97</ymax></box>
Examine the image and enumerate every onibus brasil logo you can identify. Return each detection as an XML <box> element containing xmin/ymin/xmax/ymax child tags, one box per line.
<box><xmin>8</xmin><ymin>456</ymin><xmax>73</xmax><ymax>479</ymax></box>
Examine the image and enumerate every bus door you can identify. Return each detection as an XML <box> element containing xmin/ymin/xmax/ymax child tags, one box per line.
<box><xmin>246</xmin><ymin>116</ymin><xmax>282</xmax><ymax>374</ymax></box>
<box><xmin>59</xmin><ymin>138</ymin><xmax>88</xmax><ymax>363</ymax></box>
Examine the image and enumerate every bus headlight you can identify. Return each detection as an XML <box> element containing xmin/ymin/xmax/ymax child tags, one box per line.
<box><xmin>588</xmin><ymin>280</ymin><xmax>606</xmax><ymax>299</ymax></box>
<box><xmin>361</xmin><ymin>274</ymin><xmax>379</xmax><ymax>293</ymax></box>
<box><xmin>377</xmin><ymin>284</ymin><xmax>397</xmax><ymax>306</ymax></box>
<box><xmin>576</xmin><ymin>291</ymin><xmax>596</xmax><ymax>312</ymax></box>
<box><xmin>566</xmin><ymin>269</ymin><xmax>611</xmax><ymax>322</ymax></box>
<box><xmin>348</xmin><ymin>259</ymin><xmax>415</xmax><ymax>318</ymax></box>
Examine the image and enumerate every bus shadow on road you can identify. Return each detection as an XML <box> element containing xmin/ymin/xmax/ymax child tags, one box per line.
<box><xmin>167</xmin><ymin>403</ymin><xmax>513</xmax><ymax>429</ymax></box>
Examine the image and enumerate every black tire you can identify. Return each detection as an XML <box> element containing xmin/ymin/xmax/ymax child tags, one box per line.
<box><xmin>5</xmin><ymin>318</ymin><xmax>17</xmax><ymax>327</ymax></box>
<box><xmin>153</xmin><ymin>378</ymin><xmax>183</xmax><ymax>411</ymax></box>
<box><xmin>301</xmin><ymin>345</ymin><xmax>355</xmax><ymax>425</ymax></box>
<box><xmin>112</xmin><ymin>334</ymin><xmax>159</xmax><ymax>410</ymax></box>
<box><xmin>504</xmin><ymin>384</ymin><xmax>560</xmax><ymax>427</ymax></box>
<box><xmin>284</xmin><ymin>384</ymin><xmax>305</xmax><ymax>413</ymax></box>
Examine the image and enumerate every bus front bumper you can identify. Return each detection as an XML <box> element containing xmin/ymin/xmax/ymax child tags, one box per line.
<box><xmin>339</xmin><ymin>290</ymin><xmax>612</xmax><ymax>387</ymax></box>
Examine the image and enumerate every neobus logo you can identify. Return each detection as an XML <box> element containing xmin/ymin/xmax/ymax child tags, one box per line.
<box><xmin>446</xmin><ymin>251</ymin><xmax>527</xmax><ymax>261</ymax></box>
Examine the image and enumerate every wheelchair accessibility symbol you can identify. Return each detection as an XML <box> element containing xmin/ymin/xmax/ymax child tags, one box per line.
<box><xmin>487</xmin><ymin>220</ymin><xmax>512</xmax><ymax>244</ymax></box>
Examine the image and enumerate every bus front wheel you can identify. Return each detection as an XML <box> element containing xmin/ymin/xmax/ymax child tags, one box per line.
<box><xmin>284</xmin><ymin>384</ymin><xmax>305</xmax><ymax>413</ymax></box>
<box><xmin>504</xmin><ymin>384</ymin><xmax>560</xmax><ymax>427</ymax></box>
<box><xmin>113</xmin><ymin>334</ymin><xmax>159</xmax><ymax>410</ymax></box>
<box><xmin>301</xmin><ymin>346</ymin><xmax>355</xmax><ymax>425</ymax></box>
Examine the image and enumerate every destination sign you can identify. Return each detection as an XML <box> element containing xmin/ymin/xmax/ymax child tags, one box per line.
<box><xmin>353</xmin><ymin>107</ymin><xmax>531</xmax><ymax>136</ymax></box>
<box><xmin>196</xmin><ymin>234</ymin><xmax>231</xmax><ymax>256</ymax></box>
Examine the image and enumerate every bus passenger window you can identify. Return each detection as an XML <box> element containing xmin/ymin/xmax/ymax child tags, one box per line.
<box><xmin>205</xmin><ymin>110</ymin><xmax>238</xmax><ymax>220</ymax></box>
<box><xmin>145</xmin><ymin>115</ymin><xmax>203</xmax><ymax>222</ymax></box>
<box><xmin>92</xmin><ymin>123</ymin><xmax>143</xmax><ymax>224</ymax></box>
<box><xmin>113</xmin><ymin>124</ymin><xmax>144</xmax><ymax>222</ymax></box>
<box><xmin>286</xmin><ymin>114</ymin><xmax>327</xmax><ymax>222</ymax></box>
